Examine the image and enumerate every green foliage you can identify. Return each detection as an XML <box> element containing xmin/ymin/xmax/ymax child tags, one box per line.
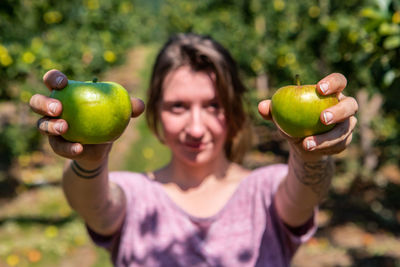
<box><xmin>162</xmin><ymin>0</ymin><xmax>399</xmax><ymax>89</ymax></box>
<box><xmin>160</xmin><ymin>0</ymin><xmax>400</xmax><ymax>166</ymax></box>
<box><xmin>1</xmin><ymin>0</ymin><xmax>399</xmax><ymax>177</ymax></box>
<box><xmin>0</xmin><ymin>0</ymin><xmax>156</xmax><ymax>89</ymax></box>
<box><xmin>0</xmin><ymin>0</ymin><xmax>158</xmax><ymax>175</ymax></box>
<box><xmin>123</xmin><ymin>117</ymin><xmax>171</xmax><ymax>173</ymax></box>
<box><xmin>122</xmin><ymin>46</ymin><xmax>171</xmax><ymax>173</ymax></box>
<box><xmin>0</xmin><ymin>123</ymin><xmax>40</xmax><ymax>165</ymax></box>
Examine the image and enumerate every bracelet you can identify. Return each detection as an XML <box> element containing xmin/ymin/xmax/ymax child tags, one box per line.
<box><xmin>70</xmin><ymin>160</ymin><xmax>105</xmax><ymax>179</ymax></box>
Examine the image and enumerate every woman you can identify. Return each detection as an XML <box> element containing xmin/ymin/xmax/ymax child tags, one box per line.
<box><xmin>29</xmin><ymin>33</ymin><xmax>358</xmax><ymax>266</ymax></box>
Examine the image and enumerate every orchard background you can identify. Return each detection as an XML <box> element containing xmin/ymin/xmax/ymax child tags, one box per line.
<box><xmin>1</xmin><ymin>0</ymin><xmax>400</xmax><ymax>266</ymax></box>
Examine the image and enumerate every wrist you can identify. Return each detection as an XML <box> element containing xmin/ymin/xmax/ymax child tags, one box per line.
<box><xmin>288</xmin><ymin>151</ymin><xmax>334</xmax><ymax>201</ymax></box>
<box><xmin>69</xmin><ymin>158</ymin><xmax>108</xmax><ymax>179</ymax></box>
<box><xmin>292</xmin><ymin>152</ymin><xmax>331</xmax><ymax>164</ymax></box>
<box><xmin>289</xmin><ymin>151</ymin><xmax>333</xmax><ymax>171</ymax></box>
<box><xmin>289</xmin><ymin>143</ymin><xmax>330</xmax><ymax>163</ymax></box>
<box><xmin>73</xmin><ymin>158</ymin><xmax>108</xmax><ymax>169</ymax></box>
<box><xmin>72</xmin><ymin>142</ymin><xmax>112</xmax><ymax>169</ymax></box>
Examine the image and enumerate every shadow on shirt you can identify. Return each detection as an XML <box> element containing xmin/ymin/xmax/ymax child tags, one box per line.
<box><xmin>116</xmin><ymin>209</ymin><xmax>255</xmax><ymax>267</ymax></box>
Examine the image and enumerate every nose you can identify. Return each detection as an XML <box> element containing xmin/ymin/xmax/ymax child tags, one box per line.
<box><xmin>186</xmin><ymin>107</ymin><xmax>205</xmax><ymax>139</ymax></box>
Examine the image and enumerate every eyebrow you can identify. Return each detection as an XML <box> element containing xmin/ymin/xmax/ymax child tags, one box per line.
<box><xmin>161</xmin><ymin>100</ymin><xmax>183</xmax><ymax>105</ymax></box>
<box><xmin>162</xmin><ymin>96</ymin><xmax>220</xmax><ymax>103</ymax></box>
<box><xmin>160</xmin><ymin>101</ymin><xmax>185</xmax><ymax>109</ymax></box>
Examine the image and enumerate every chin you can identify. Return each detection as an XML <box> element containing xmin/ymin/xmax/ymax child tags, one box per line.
<box><xmin>179</xmin><ymin>152</ymin><xmax>212</xmax><ymax>166</ymax></box>
<box><xmin>174</xmin><ymin>147</ymin><xmax>222</xmax><ymax>167</ymax></box>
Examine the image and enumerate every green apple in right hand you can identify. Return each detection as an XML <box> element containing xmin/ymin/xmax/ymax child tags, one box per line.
<box><xmin>271</xmin><ymin>77</ymin><xmax>338</xmax><ymax>138</ymax></box>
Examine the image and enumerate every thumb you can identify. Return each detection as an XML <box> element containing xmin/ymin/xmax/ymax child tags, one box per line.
<box><xmin>130</xmin><ymin>97</ymin><xmax>145</xmax><ymax>118</ymax></box>
<box><xmin>258</xmin><ymin>100</ymin><xmax>272</xmax><ymax>120</ymax></box>
<box><xmin>43</xmin><ymin>69</ymin><xmax>68</xmax><ymax>91</ymax></box>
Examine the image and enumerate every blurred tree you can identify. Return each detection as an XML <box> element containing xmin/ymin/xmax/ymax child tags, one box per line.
<box><xmin>160</xmin><ymin>0</ymin><xmax>400</xmax><ymax>175</ymax></box>
<box><xmin>0</xmin><ymin>0</ymin><xmax>399</xmax><ymax>197</ymax></box>
<box><xmin>0</xmin><ymin>0</ymin><xmax>158</xmax><ymax>196</ymax></box>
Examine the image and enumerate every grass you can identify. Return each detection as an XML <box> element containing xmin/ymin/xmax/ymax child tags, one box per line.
<box><xmin>0</xmin><ymin>187</ymin><xmax>92</xmax><ymax>267</ymax></box>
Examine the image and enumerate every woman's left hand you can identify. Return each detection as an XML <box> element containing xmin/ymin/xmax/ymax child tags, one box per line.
<box><xmin>258</xmin><ymin>73</ymin><xmax>358</xmax><ymax>161</ymax></box>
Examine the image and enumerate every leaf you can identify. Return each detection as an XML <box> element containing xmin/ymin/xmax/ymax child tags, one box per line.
<box><xmin>379</xmin><ymin>23</ymin><xmax>400</xmax><ymax>36</ymax></box>
<box><xmin>375</xmin><ymin>0</ymin><xmax>390</xmax><ymax>12</ymax></box>
<box><xmin>360</xmin><ymin>8</ymin><xmax>383</xmax><ymax>19</ymax></box>
<box><xmin>383</xmin><ymin>70</ymin><xmax>396</xmax><ymax>86</ymax></box>
<box><xmin>383</xmin><ymin>35</ymin><xmax>400</xmax><ymax>49</ymax></box>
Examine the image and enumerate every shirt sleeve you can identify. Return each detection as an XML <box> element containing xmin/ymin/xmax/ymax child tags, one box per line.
<box><xmin>86</xmin><ymin>222</ymin><xmax>123</xmax><ymax>263</ymax></box>
<box><xmin>85</xmin><ymin>171</ymin><xmax>138</xmax><ymax>263</ymax></box>
<box><xmin>269</xmin><ymin>198</ymin><xmax>317</xmax><ymax>258</ymax></box>
<box><xmin>261</xmin><ymin>164</ymin><xmax>318</xmax><ymax>258</ymax></box>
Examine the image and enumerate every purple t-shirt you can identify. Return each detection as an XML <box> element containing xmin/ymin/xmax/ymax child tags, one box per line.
<box><xmin>87</xmin><ymin>164</ymin><xmax>317</xmax><ymax>267</ymax></box>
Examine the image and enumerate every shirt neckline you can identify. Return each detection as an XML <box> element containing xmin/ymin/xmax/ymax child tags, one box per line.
<box><xmin>144</xmin><ymin>171</ymin><xmax>254</xmax><ymax>224</ymax></box>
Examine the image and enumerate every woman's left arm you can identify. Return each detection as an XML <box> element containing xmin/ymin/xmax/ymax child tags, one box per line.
<box><xmin>258</xmin><ymin>73</ymin><xmax>358</xmax><ymax>227</ymax></box>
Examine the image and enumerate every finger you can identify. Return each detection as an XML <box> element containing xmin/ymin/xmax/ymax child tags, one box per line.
<box><xmin>49</xmin><ymin>136</ymin><xmax>83</xmax><ymax>158</ymax></box>
<box><xmin>257</xmin><ymin>100</ymin><xmax>272</xmax><ymax>120</ymax></box>
<box><xmin>131</xmin><ymin>97</ymin><xmax>145</xmax><ymax>118</ymax></box>
<box><xmin>320</xmin><ymin>96</ymin><xmax>358</xmax><ymax>125</ymax></box>
<box><xmin>43</xmin><ymin>69</ymin><xmax>68</xmax><ymax>91</ymax></box>
<box><xmin>313</xmin><ymin>134</ymin><xmax>353</xmax><ymax>155</ymax></box>
<box><xmin>78</xmin><ymin>143</ymin><xmax>112</xmax><ymax>161</ymax></box>
<box><xmin>337</xmin><ymin>92</ymin><xmax>346</xmax><ymax>101</ymax></box>
<box><xmin>37</xmin><ymin>117</ymin><xmax>68</xmax><ymax>135</ymax></box>
<box><xmin>317</xmin><ymin>73</ymin><xmax>347</xmax><ymax>96</ymax></box>
<box><xmin>29</xmin><ymin>94</ymin><xmax>62</xmax><ymax>117</ymax></box>
<box><xmin>303</xmin><ymin>116</ymin><xmax>357</xmax><ymax>151</ymax></box>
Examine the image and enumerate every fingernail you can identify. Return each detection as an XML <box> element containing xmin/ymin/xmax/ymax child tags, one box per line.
<box><xmin>323</xmin><ymin>111</ymin><xmax>333</xmax><ymax>124</ymax></box>
<box><xmin>49</xmin><ymin>102</ymin><xmax>58</xmax><ymax>115</ymax></box>
<box><xmin>319</xmin><ymin>83</ymin><xmax>329</xmax><ymax>94</ymax></box>
<box><xmin>72</xmin><ymin>145</ymin><xmax>80</xmax><ymax>154</ymax></box>
<box><xmin>55</xmin><ymin>123</ymin><xmax>63</xmax><ymax>133</ymax></box>
<box><xmin>306</xmin><ymin>139</ymin><xmax>316</xmax><ymax>150</ymax></box>
<box><xmin>56</xmin><ymin>76</ymin><xmax>64</xmax><ymax>87</ymax></box>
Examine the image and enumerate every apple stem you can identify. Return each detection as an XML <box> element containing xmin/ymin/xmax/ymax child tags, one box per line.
<box><xmin>295</xmin><ymin>74</ymin><xmax>301</xmax><ymax>86</ymax></box>
<box><xmin>93</xmin><ymin>77</ymin><xmax>98</xmax><ymax>83</ymax></box>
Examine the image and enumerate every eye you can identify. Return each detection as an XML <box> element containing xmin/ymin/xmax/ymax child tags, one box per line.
<box><xmin>169</xmin><ymin>101</ymin><xmax>187</xmax><ymax>114</ymax></box>
<box><xmin>206</xmin><ymin>102</ymin><xmax>220</xmax><ymax>113</ymax></box>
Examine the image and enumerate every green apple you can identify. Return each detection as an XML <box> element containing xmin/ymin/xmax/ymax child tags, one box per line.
<box><xmin>50</xmin><ymin>79</ymin><xmax>132</xmax><ymax>144</ymax></box>
<box><xmin>271</xmin><ymin>77</ymin><xmax>338</xmax><ymax>138</ymax></box>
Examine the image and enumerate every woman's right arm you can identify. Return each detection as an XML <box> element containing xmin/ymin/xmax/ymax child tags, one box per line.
<box><xmin>29</xmin><ymin>70</ymin><xmax>145</xmax><ymax>236</ymax></box>
<box><xmin>62</xmin><ymin>156</ymin><xmax>127</xmax><ymax>236</ymax></box>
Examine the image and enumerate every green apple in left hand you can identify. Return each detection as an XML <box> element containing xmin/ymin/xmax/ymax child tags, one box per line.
<box><xmin>50</xmin><ymin>79</ymin><xmax>132</xmax><ymax>144</ymax></box>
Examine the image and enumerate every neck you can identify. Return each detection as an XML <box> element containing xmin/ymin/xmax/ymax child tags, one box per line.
<box><xmin>162</xmin><ymin>154</ymin><xmax>231</xmax><ymax>190</ymax></box>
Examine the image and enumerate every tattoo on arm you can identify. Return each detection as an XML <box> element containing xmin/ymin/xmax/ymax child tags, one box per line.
<box><xmin>70</xmin><ymin>160</ymin><xmax>105</xmax><ymax>179</ymax></box>
<box><xmin>290</xmin><ymin>153</ymin><xmax>334</xmax><ymax>201</ymax></box>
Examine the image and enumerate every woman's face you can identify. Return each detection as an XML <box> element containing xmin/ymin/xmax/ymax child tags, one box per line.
<box><xmin>159</xmin><ymin>65</ymin><xmax>227</xmax><ymax>166</ymax></box>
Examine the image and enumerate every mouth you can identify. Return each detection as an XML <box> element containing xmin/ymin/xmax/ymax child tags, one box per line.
<box><xmin>183</xmin><ymin>141</ymin><xmax>208</xmax><ymax>150</ymax></box>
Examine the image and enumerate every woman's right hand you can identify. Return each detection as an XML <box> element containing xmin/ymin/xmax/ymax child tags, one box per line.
<box><xmin>29</xmin><ymin>69</ymin><xmax>145</xmax><ymax>164</ymax></box>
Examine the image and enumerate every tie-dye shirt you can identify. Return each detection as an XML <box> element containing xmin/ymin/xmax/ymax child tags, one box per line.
<box><xmin>87</xmin><ymin>164</ymin><xmax>316</xmax><ymax>267</ymax></box>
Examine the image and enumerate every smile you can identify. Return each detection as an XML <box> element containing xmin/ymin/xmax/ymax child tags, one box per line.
<box><xmin>183</xmin><ymin>141</ymin><xmax>208</xmax><ymax>150</ymax></box>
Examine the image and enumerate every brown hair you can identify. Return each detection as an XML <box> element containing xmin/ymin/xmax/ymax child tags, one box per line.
<box><xmin>146</xmin><ymin>33</ymin><xmax>251</xmax><ymax>163</ymax></box>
